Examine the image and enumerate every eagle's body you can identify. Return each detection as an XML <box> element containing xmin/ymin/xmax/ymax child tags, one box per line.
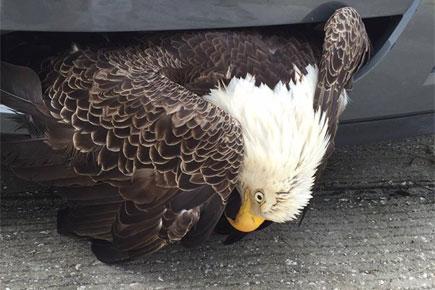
<box><xmin>1</xmin><ymin>8</ymin><xmax>370</xmax><ymax>263</ymax></box>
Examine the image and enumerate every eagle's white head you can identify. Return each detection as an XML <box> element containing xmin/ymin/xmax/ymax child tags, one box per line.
<box><xmin>205</xmin><ymin>65</ymin><xmax>338</xmax><ymax>232</ymax></box>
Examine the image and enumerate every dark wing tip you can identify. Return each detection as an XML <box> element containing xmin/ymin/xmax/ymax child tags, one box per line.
<box><xmin>91</xmin><ymin>239</ymin><xmax>132</xmax><ymax>264</ymax></box>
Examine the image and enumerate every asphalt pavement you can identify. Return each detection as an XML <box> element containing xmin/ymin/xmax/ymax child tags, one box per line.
<box><xmin>1</xmin><ymin>135</ymin><xmax>434</xmax><ymax>289</ymax></box>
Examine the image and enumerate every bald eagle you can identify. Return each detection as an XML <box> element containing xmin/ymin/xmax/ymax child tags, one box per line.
<box><xmin>1</xmin><ymin>7</ymin><xmax>370</xmax><ymax>263</ymax></box>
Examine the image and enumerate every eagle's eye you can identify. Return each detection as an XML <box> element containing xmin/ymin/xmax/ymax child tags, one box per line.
<box><xmin>254</xmin><ymin>191</ymin><xmax>264</xmax><ymax>203</ymax></box>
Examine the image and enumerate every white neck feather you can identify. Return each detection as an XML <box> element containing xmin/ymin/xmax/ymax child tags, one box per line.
<box><xmin>205</xmin><ymin>65</ymin><xmax>334</xmax><ymax>222</ymax></box>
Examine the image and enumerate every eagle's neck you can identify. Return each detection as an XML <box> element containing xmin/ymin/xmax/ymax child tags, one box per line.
<box><xmin>205</xmin><ymin>64</ymin><xmax>332</xmax><ymax>222</ymax></box>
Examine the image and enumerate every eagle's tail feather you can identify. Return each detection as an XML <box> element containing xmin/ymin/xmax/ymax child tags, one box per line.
<box><xmin>0</xmin><ymin>61</ymin><xmax>50</xmax><ymax>119</ymax></box>
<box><xmin>1</xmin><ymin>61</ymin><xmax>77</xmax><ymax>183</ymax></box>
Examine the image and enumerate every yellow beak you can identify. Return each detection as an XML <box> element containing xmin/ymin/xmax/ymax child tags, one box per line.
<box><xmin>226</xmin><ymin>190</ymin><xmax>265</xmax><ymax>232</ymax></box>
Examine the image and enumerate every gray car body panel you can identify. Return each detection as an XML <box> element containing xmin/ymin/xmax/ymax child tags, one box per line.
<box><xmin>1</xmin><ymin>0</ymin><xmax>414</xmax><ymax>32</ymax></box>
<box><xmin>346</xmin><ymin>0</ymin><xmax>434</xmax><ymax>120</ymax></box>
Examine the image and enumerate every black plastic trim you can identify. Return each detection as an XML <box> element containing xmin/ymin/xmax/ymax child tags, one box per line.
<box><xmin>336</xmin><ymin>111</ymin><xmax>434</xmax><ymax>146</ymax></box>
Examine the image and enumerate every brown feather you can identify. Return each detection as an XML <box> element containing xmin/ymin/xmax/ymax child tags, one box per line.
<box><xmin>314</xmin><ymin>7</ymin><xmax>371</xmax><ymax>179</ymax></box>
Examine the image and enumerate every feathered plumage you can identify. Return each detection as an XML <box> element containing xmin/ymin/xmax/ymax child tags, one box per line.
<box><xmin>1</xmin><ymin>7</ymin><xmax>370</xmax><ymax>263</ymax></box>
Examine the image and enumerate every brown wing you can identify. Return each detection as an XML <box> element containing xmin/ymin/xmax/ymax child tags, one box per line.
<box><xmin>158</xmin><ymin>30</ymin><xmax>320</xmax><ymax>95</ymax></box>
<box><xmin>41</xmin><ymin>43</ymin><xmax>244</xmax><ymax>262</ymax></box>
<box><xmin>314</xmin><ymin>7</ymin><xmax>371</xmax><ymax>177</ymax></box>
<box><xmin>316</xmin><ymin>7</ymin><xmax>371</xmax><ymax>135</ymax></box>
